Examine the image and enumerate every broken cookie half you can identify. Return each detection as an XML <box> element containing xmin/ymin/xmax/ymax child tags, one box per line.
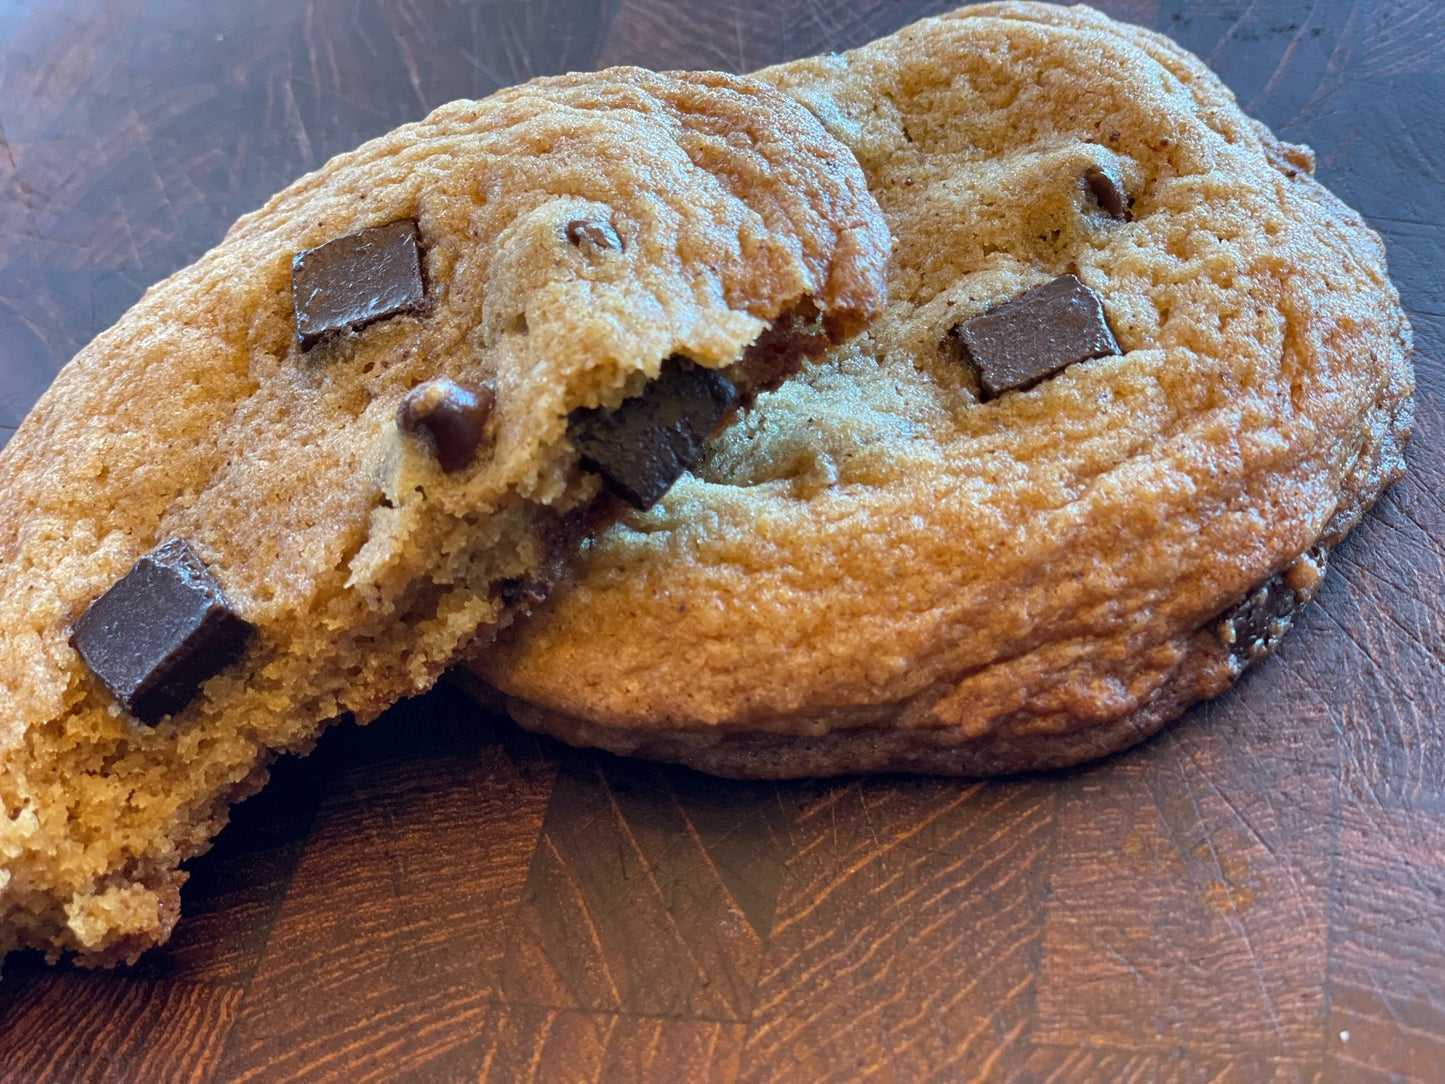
<box><xmin>0</xmin><ymin>67</ymin><xmax>888</xmax><ymax>965</ymax></box>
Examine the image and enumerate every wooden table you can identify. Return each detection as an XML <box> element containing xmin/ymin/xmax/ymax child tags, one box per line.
<box><xmin>1</xmin><ymin>1</ymin><xmax>1440</xmax><ymax>1079</ymax></box>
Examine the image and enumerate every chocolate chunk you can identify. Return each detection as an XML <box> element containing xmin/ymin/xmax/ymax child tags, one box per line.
<box><xmin>1084</xmin><ymin>165</ymin><xmax>1130</xmax><ymax>221</ymax></box>
<box><xmin>398</xmin><ymin>379</ymin><xmax>495</xmax><ymax>472</ymax></box>
<box><xmin>568</xmin><ymin>358</ymin><xmax>739</xmax><ymax>510</ymax></box>
<box><xmin>953</xmin><ymin>274</ymin><xmax>1120</xmax><ymax>399</ymax></box>
<box><xmin>292</xmin><ymin>220</ymin><xmax>426</xmax><ymax>349</ymax></box>
<box><xmin>72</xmin><ymin>539</ymin><xmax>253</xmax><ymax>724</ymax></box>
<box><xmin>565</xmin><ymin>218</ymin><xmax>623</xmax><ymax>253</ymax></box>
<box><xmin>1217</xmin><ymin>573</ymin><xmax>1301</xmax><ymax>667</ymax></box>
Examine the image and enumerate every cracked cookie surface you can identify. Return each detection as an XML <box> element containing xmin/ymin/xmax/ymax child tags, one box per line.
<box><xmin>470</xmin><ymin>4</ymin><xmax>1413</xmax><ymax>778</ymax></box>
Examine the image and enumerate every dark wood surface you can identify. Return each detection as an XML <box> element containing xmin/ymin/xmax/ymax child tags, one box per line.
<box><xmin>1</xmin><ymin>0</ymin><xmax>1442</xmax><ymax>1079</ymax></box>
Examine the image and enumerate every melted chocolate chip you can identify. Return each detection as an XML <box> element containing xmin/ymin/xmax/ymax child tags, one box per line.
<box><xmin>731</xmin><ymin>300</ymin><xmax>830</xmax><ymax>395</ymax></box>
<box><xmin>499</xmin><ymin>578</ymin><xmax>548</xmax><ymax>610</ymax></box>
<box><xmin>951</xmin><ymin>275</ymin><xmax>1121</xmax><ymax>399</ymax></box>
<box><xmin>397</xmin><ymin>379</ymin><xmax>495</xmax><ymax>473</ymax></box>
<box><xmin>565</xmin><ymin>218</ymin><xmax>623</xmax><ymax>253</ymax></box>
<box><xmin>568</xmin><ymin>358</ymin><xmax>739</xmax><ymax>510</ymax></box>
<box><xmin>1084</xmin><ymin>165</ymin><xmax>1130</xmax><ymax>221</ymax></box>
<box><xmin>292</xmin><ymin>220</ymin><xmax>426</xmax><ymax>349</ymax></box>
<box><xmin>1218</xmin><ymin>573</ymin><xmax>1302</xmax><ymax>667</ymax></box>
<box><xmin>72</xmin><ymin>539</ymin><xmax>253</xmax><ymax>724</ymax></box>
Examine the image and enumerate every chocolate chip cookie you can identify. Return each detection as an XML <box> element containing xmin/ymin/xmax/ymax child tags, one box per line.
<box><xmin>0</xmin><ymin>68</ymin><xmax>888</xmax><ymax>964</ymax></box>
<box><xmin>468</xmin><ymin>4</ymin><xmax>1414</xmax><ymax>778</ymax></box>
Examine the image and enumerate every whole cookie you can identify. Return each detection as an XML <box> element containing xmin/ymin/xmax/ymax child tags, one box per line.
<box><xmin>469</xmin><ymin>4</ymin><xmax>1414</xmax><ymax>778</ymax></box>
<box><xmin>0</xmin><ymin>68</ymin><xmax>889</xmax><ymax>964</ymax></box>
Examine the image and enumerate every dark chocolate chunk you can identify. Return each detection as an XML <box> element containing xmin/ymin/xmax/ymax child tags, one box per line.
<box><xmin>397</xmin><ymin>379</ymin><xmax>495</xmax><ymax>472</ymax></box>
<box><xmin>72</xmin><ymin>539</ymin><xmax>253</xmax><ymax>724</ymax></box>
<box><xmin>1084</xmin><ymin>165</ymin><xmax>1130</xmax><ymax>221</ymax></box>
<box><xmin>1217</xmin><ymin>573</ymin><xmax>1302</xmax><ymax>667</ymax></box>
<box><xmin>292</xmin><ymin>219</ymin><xmax>426</xmax><ymax>349</ymax></box>
<box><xmin>565</xmin><ymin>218</ymin><xmax>623</xmax><ymax>253</ymax></box>
<box><xmin>953</xmin><ymin>274</ymin><xmax>1120</xmax><ymax>399</ymax></box>
<box><xmin>568</xmin><ymin>358</ymin><xmax>739</xmax><ymax>510</ymax></box>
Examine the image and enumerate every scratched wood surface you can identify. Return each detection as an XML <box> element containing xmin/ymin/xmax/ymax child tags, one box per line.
<box><xmin>0</xmin><ymin>0</ymin><xmax>1441</xmax><ymax>1080</ymax></box>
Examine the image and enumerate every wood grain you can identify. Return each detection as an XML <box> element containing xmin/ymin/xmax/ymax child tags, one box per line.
<box><xmin>1</xmin><ymin>0</ymin><xmax>1442</xmax><ymax>1080</ymax></box>
<box><xmin>742</xmin><ymin>782</ymin><xmax>1054</xmax><ymax>1082</ymax></box>
<box><xmin>494</xmin><ymin>758</ymin><xmax>791</xmax><ymax>1020</ymax></box>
